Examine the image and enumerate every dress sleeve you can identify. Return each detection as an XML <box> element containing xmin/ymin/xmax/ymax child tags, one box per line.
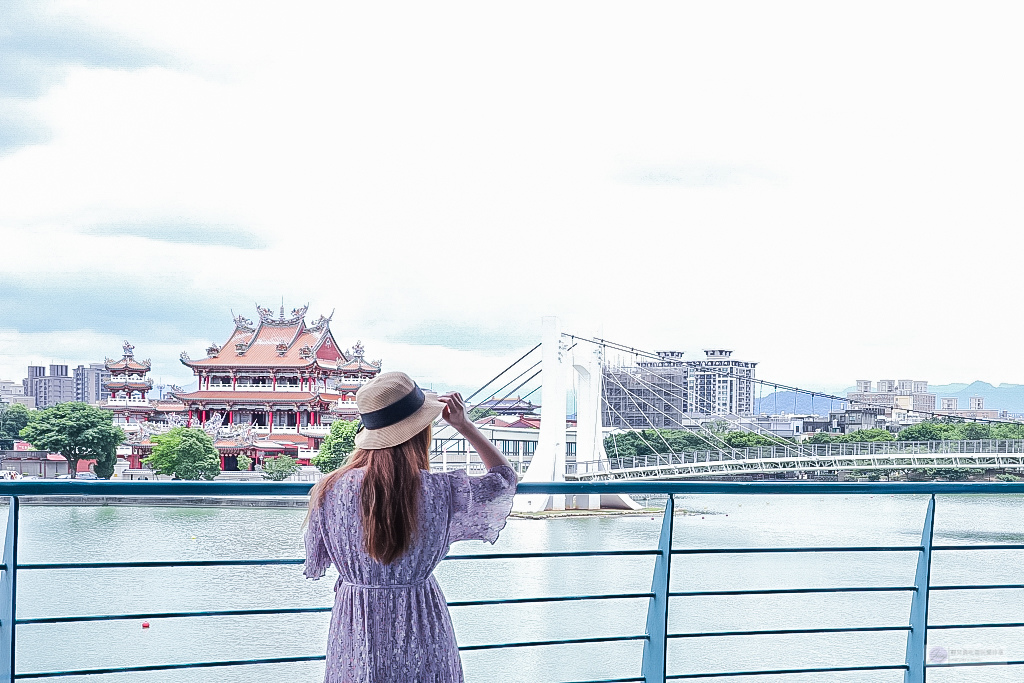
<box><xmin>448</xmin><ymin>465</ymin><xmax>517</xmax><ymax>544</ymax></box>
<box><xmin>303</xmin><ymin>505</ymin><xmax>331</xmax><ymax>580</ymax></box>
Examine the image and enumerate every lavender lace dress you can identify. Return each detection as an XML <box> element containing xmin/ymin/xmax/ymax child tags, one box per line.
<box><xmin>304</xmin><ymin>465</ymin><xmax>517</xmax><ymax>683</ymax></box>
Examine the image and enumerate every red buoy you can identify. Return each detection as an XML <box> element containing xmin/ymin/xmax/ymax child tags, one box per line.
<box><xmin>142</xmin><ymin>621</ymin><xmax>150</xmax><ymax>629</ymax></box>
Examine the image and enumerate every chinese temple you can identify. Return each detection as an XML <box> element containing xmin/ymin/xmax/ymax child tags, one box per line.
<box><xmin>103</xmin><ymin>341</ymin><xmax>156</xmax><ymax>426</ymax></box>
<box><xmin>174</xmin><ymin>303</ymin><xmax>381</xmax><ymax>434</ymax></box>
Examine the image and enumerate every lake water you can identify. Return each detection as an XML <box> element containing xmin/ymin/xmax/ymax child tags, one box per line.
<box><xmin>10</xmin><ymin>493</ymin><xmax>1024</xmax><ymax>682</ymax></box>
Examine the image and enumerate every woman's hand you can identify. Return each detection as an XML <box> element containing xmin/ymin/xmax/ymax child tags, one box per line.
<box><xmin>439</xmin><ymin>392</ymin><xmax>512</xmax><ymax>471</ymax></box>
<box><xmin>439</xmin><ymin>392</ymin><xmax>472</xmax><ymax>432</ymax></box>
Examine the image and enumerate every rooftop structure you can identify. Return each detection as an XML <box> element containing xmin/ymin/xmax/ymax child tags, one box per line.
<box><xmin>102</xmin><ymin>341</ymin><xmax>156</xmax><ymax>426</ymax></box>
<box><xmin>174</xmin><ymin>304</ymin><xmax>381</xmax><ymax>435</ymax></box>
<box><xmin>474</xmin><ymin>396</ymin><xmax>540</xmax><ymax>415</ymax></box>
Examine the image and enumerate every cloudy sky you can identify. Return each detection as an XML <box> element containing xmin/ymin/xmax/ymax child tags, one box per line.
<box><xmin>1</xmin><ymin>0</ymin><xmax>1023</xmax><ymax>395</ymax></box>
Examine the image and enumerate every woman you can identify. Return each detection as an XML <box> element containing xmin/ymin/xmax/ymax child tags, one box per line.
<box><xmin>304</xmin><ymin>371</ymin><xmax>517</xmax><ymax>683</ymax></box>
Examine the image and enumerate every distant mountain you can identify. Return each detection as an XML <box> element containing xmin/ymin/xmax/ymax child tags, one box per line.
<box><xmin>928</xmin><ymin>382</ymin><xmax>1024</xmax><ymax>413</ymax></box>
<box><xmin>754</xmin><ymin>382</ymin><xmax>1024</xmax><ymax>416</ymax></box>
<box><xmin>754</xmin><ymin>391</ymin><xmax>845</xmax><ymax>416</ymax></box>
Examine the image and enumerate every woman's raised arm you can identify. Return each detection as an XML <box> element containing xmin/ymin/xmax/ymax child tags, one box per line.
<box><xmin>438</xmin><ymin>393</ymin><xmax>513</xmax><ymax>471</ymax></box>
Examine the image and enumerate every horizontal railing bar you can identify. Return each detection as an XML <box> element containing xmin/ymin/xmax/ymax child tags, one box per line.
<box><xmin>17</xmin><ymin>607</ymin><xmax>333</xmax><ymax>625</ymax></box>
<box><xmin>670</xmin><ymin>586</ymin><xmax>917</xmax><ymax>597</ymax></box>
<box><xmin>668</xmin><ymin>625</ymin><xmax>910</xmax><ymax>639</ymax></box>
<box><xmin>14</xmin><ymin>655</ymin><xmax>328</xmax><ymax>679</ymax></box>
<box><xmin>445</xmin><ymin>550</ymin><xmax>659</xmax><ymax>560</ymax></box>
<box><xmin>449</xmin><ymin>593</ymin><xmax>654</xmax><ymax>607</ymax></box>
<box><xmin>19</xmin><ymin>593</ymin><xmax>657</xmax><ymax>625</ymax></box>
<box><xmin>20</xmin><ymin>550</ymin><xmax>658</xmax><ymax>571</ymax></box>
<box><xmin>672</xmin><ymin>546</ymin><xmax>922</xmax><ymax>555</ymax></box>
<box><xmin>932</xmin><ymin>584</ymin><xmax>1024</xmax><ymax>591</ymax></box>
<box><xmin>458</xmin><ymin>635</ymin><xmax>648</xmax><ymax>651</ymax></box>
<box><xmin>560</xmin><ymin>678</ymin><xmax>644</xmax><ymax>683</ymax></box>
<box><xmin>9</xmin><ymin>480</ymin><xmax>1024</xmax><ymax>496</ymax></box>
<box><xmin>927</xmin><ymin>659</ymin><xmax>1024</xmax><ymax>668</ymax></box>
<box><xmin>933</xmin><ymin>544</ymin><xmax>1024</xmax><ymax>551</ymax></box>
<box><xmin>666</xmin><ymin>664</ymin><xmax>910</xmax><ymax>679</ymax></box>
<box><xmin>930</xmin><ymin>622</ymin><xmax>1024</xmax><ymax>630</ymax></box>
<box><xmin>17</xmin><ymin>559</ymin><xmax>304</xmax><ymax>570</ymax></box>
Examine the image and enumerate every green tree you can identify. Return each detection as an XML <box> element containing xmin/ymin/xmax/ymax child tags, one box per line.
<box><xmin>722</xmin><ymin>431</ymin><xmax>780</xmax><ymax>448</ymax></box>
<box><xmin>262</xmin><ymin>454</ymin><xmax>300</xmax><ymax>481</ymax></box>
<box><xmin>313</xmin><ymin>420</ymin><xmax>359</xmax><ymax>473</ymax></box>
<box><xmin>0</xmin><ymin>403</ymin><xmax>31</xmax><ymax>450</ymax></box>
<box><xmin>468</xmin><ymin>406</ymin><xmax>498</xmax><ymax>421</ymax></box>
<box><xmin>19</xmin><ymin>402</ymin><xmax>123</xmax><ymax>478</ymax></box>
<box><xmin>959</xmin><ymin>423</ymin><xmax>993</xmax><ymax>440</ymax></box>
<box><xmin>805</xmin><ymin>432</ymin><xmax>840</xmax><ymax>444</ymax></box>
<box><xmin>236</xmin><ymin>452</ymin><xmax>253</xmax><ymax>471</ymax></box>
<box><xmin>144</xmin><ymin>427</ymin><xmax>220</xmax><ymax>480</ymax></box>
<box><xmin>841</xmin><ymin>428</ymin><xmax>895</xmax><ymax>443</ymax></box>
<box><xmin>897</xmin><ymin>421</ymin><xmax>960</xmax><ymax>442</ymax></box>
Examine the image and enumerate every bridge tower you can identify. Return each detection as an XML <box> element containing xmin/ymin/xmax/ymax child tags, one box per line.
<box><xmin>513</xmin><ymin>317</ymin><xmax>639</xmax><ymax>512</ymax></box>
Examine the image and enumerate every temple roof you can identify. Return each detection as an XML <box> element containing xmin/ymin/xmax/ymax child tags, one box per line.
<box><xmin>105</xmin><ymin>341</ymin><xmax>152</xmax><ymax>373</ymax></box>
<box><xmin>181</xmin><ymin>305</ymin><xmax>353</xmax><ymax>369</ymax></box>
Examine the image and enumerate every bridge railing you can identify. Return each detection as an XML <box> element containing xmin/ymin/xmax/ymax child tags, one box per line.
<box><xmin>572</xmin><ymin>439</ymin><xmax>1024</xmax><ymax>475</ymax></box>
<box><xmin>1</xmin><ymin>480</ymin><xmax>1024</xmax><ymax>682</ymax></box>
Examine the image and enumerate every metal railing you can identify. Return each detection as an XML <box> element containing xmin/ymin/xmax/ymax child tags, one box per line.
<box><xmin>574</xmin><ymin>439</ymin><xmax>1024</xmax><ymax>479</ymax></box>
<box><xmin>0</xmin><ymin>480</ymin><xmax>1023</xmax><ymax>681</ymax></box>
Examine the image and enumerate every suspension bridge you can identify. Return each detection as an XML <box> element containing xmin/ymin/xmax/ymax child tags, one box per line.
<box><xmin>432</xmin><ymin>317</ymin><xmax>1024</xmax><ymax>501</ymax></box>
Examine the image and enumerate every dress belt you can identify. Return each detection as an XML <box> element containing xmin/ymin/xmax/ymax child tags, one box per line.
<box><xmin>336</xmin><ymin>576</ymin><xmax>430</xmax><ymax>591</ymax></box>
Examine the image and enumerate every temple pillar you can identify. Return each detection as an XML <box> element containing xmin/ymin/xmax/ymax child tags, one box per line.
<box><xmin>187</xmin><ymin>410</ymin><xmax>193</xmax><ymax>427</ymax></box>
<box><xmin>228</xmin><ymin>410</ymin><xmax>233</xmax><ymax>425</ymax></box>
<box><xmin>269</xmin><ymin>410</ymin><xmax>274</xmax><ymax>434</ymax></box>
<box><xmin>272</xmin><ymin>374</ymin><xmax>277</xmax><ymax>391</ymax></box>
<box><xmin>232</xmin><ymin>374</ymin><xmax>237</xmax><ymax>390</ymax></box>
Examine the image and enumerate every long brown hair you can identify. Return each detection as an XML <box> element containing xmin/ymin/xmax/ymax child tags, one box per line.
<box><xmin>306</xmin><ymin>426</ymin><xmax>431</xmax><ymax>564</ymax></box>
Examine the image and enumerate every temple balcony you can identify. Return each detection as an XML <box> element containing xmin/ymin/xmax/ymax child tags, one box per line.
<box><xmin>103</xmin><ymin>397</ymin><xmax>152</xmax><ymax>407</ymax></box>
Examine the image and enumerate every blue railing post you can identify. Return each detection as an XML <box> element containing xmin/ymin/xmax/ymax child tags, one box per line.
<box><xmin>0</xmin><ymin>496</ymin><xmax>18</xmax><ymax>683</ymax></box>
<box><xmin>904</xmin><ymin>494</ymin><xmax>935</xmax><ymax>683</ymax></box>
<box><xmin>641</xmin><ymin>494</ymin><xmax>673</xmax><ymax>683</ymax></box>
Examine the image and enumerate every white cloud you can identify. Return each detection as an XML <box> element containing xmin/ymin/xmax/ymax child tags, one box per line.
<box><xmin>2</xmin><ymin>0</ymin><xmax>1024</xmax><ymax>392</ymax></box>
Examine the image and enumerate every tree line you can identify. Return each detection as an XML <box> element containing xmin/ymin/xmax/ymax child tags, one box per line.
<box><xmin>604</xmin><ymin>419</ymin><xmax>1024</xmax><ymax>457</ymax></box>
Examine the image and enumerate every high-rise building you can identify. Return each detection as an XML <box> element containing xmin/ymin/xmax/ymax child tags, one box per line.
<box><xmin>22</xmin><ymin>366</ymin><xmax>45</xmax><ymax>403</ymax></box>
<box><xmin>686</xmin><ymin>350</ymin><xmax>757</xmax><ymax>416</ymax></box>
<box><xmin>847</xmin><ymin>378</ymin><xmax>935</xmax><ymax>417</ymax></box>
<box><xmin>25</xmin><ymin>365</ymin><xmax>74</xmax><ymax>409</ymax></box>
<box><xmin>602</xmin><ymin>349</ymin><xmax>758</xmax><ymax>427</ymax></box>
<box><xmin>74</xmin><ymin>363</ymin><xmax>111</xmax><ymax>404</ymax></box>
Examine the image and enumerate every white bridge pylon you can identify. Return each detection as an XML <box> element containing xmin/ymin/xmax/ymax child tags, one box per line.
<box><xmin>513</xmin><ymin>317</ymin><xmax>640</xmax><ymax>513</ymax></box>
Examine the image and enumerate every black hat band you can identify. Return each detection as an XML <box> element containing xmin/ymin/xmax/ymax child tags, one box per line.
<box><xmin>359</xmin><ymin>385</ymin><xmax>425</xmax><ymax>430</ymax></box>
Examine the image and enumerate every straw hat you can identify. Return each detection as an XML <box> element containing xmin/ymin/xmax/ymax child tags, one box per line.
<box><xmin>353</xmin><ymin>371</ymin><xmax>444</xmax><ymax>449</ymax></box>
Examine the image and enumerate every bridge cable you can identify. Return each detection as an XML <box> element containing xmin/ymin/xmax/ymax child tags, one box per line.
<box><xmin>601</xmin><ymin>351</ymin><xmax>798</xmax><ymax>454</ymax></box>
<box><xmin>605</xmin><ymin>364</ymin><xmax>732</xmax><ymax>452</ymax></box>
<box><xmin>599</xmin><ymin>342</ymin><xmax>804</xmax><ymax>452</ymax></box>
<box><xmin>567</xmin><ymin>333</ymin><xmax>1024</xmax><ymax>428</ymax></box>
